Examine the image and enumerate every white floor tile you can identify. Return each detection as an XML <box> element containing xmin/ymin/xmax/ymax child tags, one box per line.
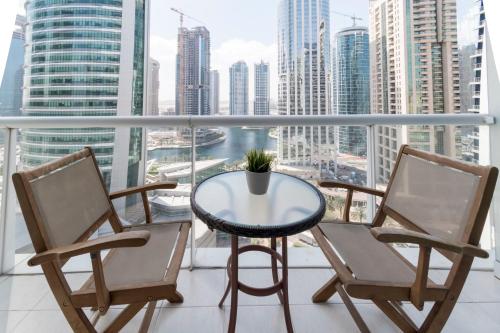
<box><xmin>32</xmin><ymin>273</ymin><xmax>91</xmax><ymax>310</ymax></box>
<box><xmin>443</xmin><ymin>302</ymin><xmax>500</xmax><ymax>332</ymax></box>
<box><xmin>223</xmin><ymin>305</ymin><xmax>287</xmax><ymax>333</ymax></box>
<box><xmin>0</xmin><ymin>311</ymin><xmax>29</xmax><ymax>333</ymax></box>
<box><xmin>163</xmin><ymin>269</ymin><xmax>226</xmax><ymax>308</ymax></box>
<box><xmin>0</xmin><ymin>276</ymin><xmax>49</xmax><ymax>310</ymax></box>
<box><xmin>13</xmin><ymin>310</ymin><xmax>72</xmax><ymax>333</ymax></box>
<box><xmin>154</xmin><ymin>306</ymin><xmax>224</xmax><ymax>333</ymax></box>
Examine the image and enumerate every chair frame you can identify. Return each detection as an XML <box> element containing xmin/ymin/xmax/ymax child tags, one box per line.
<box><xmin>12</xmin><ymin>147</ymin><xmax>191</xmax><ymax>333</ymax></box>
<box><xmin>312</xmin><ymin>145</ymin><xmax>498</xmax><ymax>333</ymax></box>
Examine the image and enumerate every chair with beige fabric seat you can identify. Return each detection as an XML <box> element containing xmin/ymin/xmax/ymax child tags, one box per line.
<box><xmin>311</xmin><ymin>145</ymin><xmax>498</xmax><ymax>333</ymax></box>
<box><xmin>12</xmin><ymin>147</ymin><xmax>191</xmax><ymax>332</ymax></box>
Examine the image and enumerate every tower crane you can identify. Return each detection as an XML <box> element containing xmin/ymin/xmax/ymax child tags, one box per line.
<box><xmin>170</xmin><ymin>7</ymin><xmax>205</xmax><ymax>28</ymax></box>
<box><xmin>332</xmin><ymin>11</ymin><xmax>363</xmax><ymax>27</ymax></box>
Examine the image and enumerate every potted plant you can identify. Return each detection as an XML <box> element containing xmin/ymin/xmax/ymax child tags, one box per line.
<box><xmin>245</xmin><ymin>149</ymin><xmax>274</xmax><ymax>195</ymax></box>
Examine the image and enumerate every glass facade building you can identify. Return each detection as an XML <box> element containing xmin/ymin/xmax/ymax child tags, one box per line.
<box><xmin>175</xmin><ymin>26</ymin><xmax>210</xmax><ymax>116</ymax></box>
<box><xmin>254</xmin><ymin>61</ymin><xmax>269</xmax><ymax>116</ymax></box>
<box><xmin>277</xmin><ymin>0</ymin><xmax>332</xmax><ymax>166</ymax></box>
<box><xmin>0</xmin><ymin>15</ymin><xmax>26</xmax><ymax>117</ymax></box>
<box><xmin>21</xmin><ymin>0</ymin><xmax>147</xmax><ymax>189</ymax></box>
<box><xmin>229</xmin><ymin>61</ymin><xmax>248</xmax><ymax>116</ymax></box>
<box><xmin>335</xmin><ymin>26</ymin><xmax>370</xmax><ymax>157</ymax></box>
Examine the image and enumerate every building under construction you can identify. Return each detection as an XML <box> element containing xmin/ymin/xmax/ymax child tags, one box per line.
<box><xmin>175</xmin><ymin>26</ymin><xmax>211</xmax><ymax>116</ymax></box>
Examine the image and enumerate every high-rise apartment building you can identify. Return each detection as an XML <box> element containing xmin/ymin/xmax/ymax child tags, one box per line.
<box><xmin>0</xmin><ymin>15</ymin><xmax>25</xmax><ymax>117</ymax></box>
<box><xmin>254</xmin><ymin>61</ymin><xmax>270</xmax><ymax>115</ymax></box>
<box><xmin>462</xmin><ymin>0</ymin><xmax>485</xmax><ymax>164</ymax></box>
<box><xmin>335</xmin><ymin>26</ymin><xmax>370</xmax><ymax>157</ymax></box>
<box><xmin>175</xmin><ymin>26</ymin><xmax>210</xmax><ymax>116</ymax></box>
<box><xmin>148</xmin><ymin>58</ymin><xmax>160</xmax><ymax>116</ymax></box>
<box><xmin>369</xmin><ymin>0</ymin><xmax>461</xmax><ymax>182</ymax></box>
<box><xmin>21</xmin><ymin>0</ymin><xmax>147</xmax><ymax>190</ymax></box>
<box><xmin>210</xmin><ymin>70</ymin><xmax>219</xmax><ymax>115</ymax></box>
<box><xmin>277</xmin><ymin>0</ymin><xmax>332</xmax><ymax>165</ymax></box>
<box><xmin>229</xmin><ymin>61</ymin><xmax>248</xmax><ymax>116</ymax></box>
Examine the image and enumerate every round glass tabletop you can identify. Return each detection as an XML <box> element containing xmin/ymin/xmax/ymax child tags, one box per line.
<box><xmin>191</xmin><ymin>171</ymin><xmax>326</xmax><ymax>238</ymax></box>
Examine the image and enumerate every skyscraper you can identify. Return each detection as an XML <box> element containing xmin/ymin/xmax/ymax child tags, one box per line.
<box><xmin>277</xmin><ymin>0</ymin><xmax>332</xmax><ymax>166</ymax></box>
<box><xmin>462</xmin><ymin>0</ymin><xmax>486</xmax><ymax>164</ymax></box>
<box><xmin>148</xmin><ymin>58</ymin><xmax>160</xmax><ymax>116</ymax></box>
<box><xmin>21</xmin><ymin>0</ymin><xmax>147</xmax><ymax>190</ymax></box>
<box><xmin>210</xmin><ymin>70</ymin><xmax>219</xmax><ymax>115</ymax></box>
<box><xmin>369</xmin><ymin>0</ymin><xmax>460</xmax><ymax>182</ymax></box>
<box><xmin>335</xmin><ymin>26</ymin><xmax>370</xmax><ymax>157</ymax></box>
<box><xmin>254</xmin><ymin>61</ymin><xmax>270</xmax><ymax>115</ymax></box>
<box><xmin>0</xmin><ymin>15</ymin><xmax>25</xmax><ymax>117</ymax></box>
<box><xmin>229</xmin><ymin>61</ymin><xmax>248</xmax><ymax>116</ymax></box>
<box><xmin>175</xmin><ymin>26</ymin><xmax>210</xmax><ymax>116</ymax></box>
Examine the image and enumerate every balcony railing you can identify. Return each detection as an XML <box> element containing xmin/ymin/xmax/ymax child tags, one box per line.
<box><xmin>0</xmin><ymin>114</ymin><xmax>496</xmax><ymax>274</ymax></box>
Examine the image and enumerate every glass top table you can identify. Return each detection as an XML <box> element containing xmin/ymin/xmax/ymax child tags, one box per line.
<box><xmin>191</xmin><ymin>171</ymin><xmax>326</xmax><ymax>333</ymax></box>
<box><xmin>191</xmin><ymin>171</ymin><xmax>326</xmax><ymax>238</ymax></box>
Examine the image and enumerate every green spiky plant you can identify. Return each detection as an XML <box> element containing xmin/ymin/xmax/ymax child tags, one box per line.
<box><xmin>245</xmin><ymin>149</ymin><xmax>274</xmax><ymax>173</ymax></box>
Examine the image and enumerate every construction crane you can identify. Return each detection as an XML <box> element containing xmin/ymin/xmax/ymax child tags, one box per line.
<box><xmin>170</xmin><ymin>7</ymin><xmax>205</xmax><ymax>28</ymax></box>
<box><xmin>332</xmin><ymin>11</ymin><xmax>363</xmax><ymax>27</ymax></box>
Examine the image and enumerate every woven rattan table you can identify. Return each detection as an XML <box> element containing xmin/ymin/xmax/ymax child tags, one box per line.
<box><xmin>191</xmin><ymin>171</ymin><xmax>326</xmax><ymax>333</ymax></box>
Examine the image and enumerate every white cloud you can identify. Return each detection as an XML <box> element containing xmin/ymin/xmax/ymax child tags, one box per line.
<box><xmin>150</xmin><ymin>35</ymin><xmax>277</xmax><ymax>103</ymax></box>
<box><xmin>149</xmin><ymin>35</ymin><xmax>177</xmax><ymax>102</ymax></box>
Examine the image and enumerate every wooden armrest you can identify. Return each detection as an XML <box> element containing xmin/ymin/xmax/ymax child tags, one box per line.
<box><xmin>28</xmin><ymin>230</ymin><xmax>151</xmax><ymax>266</ymax></box>
<box><xmin>318</xmin><ymin>180</ymin><xmax>385</xmax><ymax>197</ymax></box>
<box><xmin>109</xmin><ymin>181</ymin><xmax>178</xmax><ymax>199</ymax></box>
<box><xmin>370</xmin><ymin>227</ymin><xmax>488</xmax><ymax>258</ymax></box>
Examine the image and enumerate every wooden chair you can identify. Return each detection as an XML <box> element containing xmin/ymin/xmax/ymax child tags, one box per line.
<box><xmin>311</xmin><ymin>145</ymin><xmax>498</xmax><ymax>333</ymax></box>
<box><xmin>12</xmin><ymin>147</ymin><xmax>191</xmax><ymax>332</ymax></box>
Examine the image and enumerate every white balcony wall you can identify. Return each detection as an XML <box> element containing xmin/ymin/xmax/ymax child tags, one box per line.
<box><xmin>483</xmin><ymin>0</ymin><xmax>500</xmax><ymax>277</ymax></box>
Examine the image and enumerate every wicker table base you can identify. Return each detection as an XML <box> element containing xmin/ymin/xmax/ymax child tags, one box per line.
<box><xmin>218</xmin><ymin>235</ymin><xmax>293</xmax><ymax>333</ymax></box>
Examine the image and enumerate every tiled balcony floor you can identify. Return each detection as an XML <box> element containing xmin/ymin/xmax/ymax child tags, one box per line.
<box><xmin>0</xmin><ymin>268</ymin><xmax>499</xmax><ymax>332</ymax></box>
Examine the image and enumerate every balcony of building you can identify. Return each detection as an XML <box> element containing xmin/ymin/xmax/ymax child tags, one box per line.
<box><xmin>0</xmin><ymin>113</ymin><xmax>499</xmax><ymax>332</ymax></box>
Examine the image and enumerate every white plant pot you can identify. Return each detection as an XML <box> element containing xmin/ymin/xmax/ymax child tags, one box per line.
<box><xmin>245</xmin><ymin>170</ymin><xmax>271</xmax><ymax>195</ymax></box>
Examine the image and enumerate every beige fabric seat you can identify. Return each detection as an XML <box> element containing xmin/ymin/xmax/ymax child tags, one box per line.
<box><xmin>319</xmin><ymin>222</ymin><xmax>418</xmax><ymax>285</ymax></box>
<box><xmin>80</xmin><ymin>222</ymin><xmax>182</xmax><ymax>291</ymax></box>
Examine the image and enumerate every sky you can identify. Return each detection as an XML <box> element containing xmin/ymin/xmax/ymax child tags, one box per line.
<box><xmin>9</xmin><ymin>0</ymin><xmax>480</xmax><ymax>104</ymax></box>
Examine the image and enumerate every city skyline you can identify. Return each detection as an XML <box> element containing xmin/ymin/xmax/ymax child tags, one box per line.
<box><xmin>145</xmin><ymin>0</ymin><xmax>475</xmax><ymax>103</ymax></box>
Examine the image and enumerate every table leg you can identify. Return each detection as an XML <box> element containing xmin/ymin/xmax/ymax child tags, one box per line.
<box><xmin>282</xmin><ymin>236</ymin><xmax>294</xmax><ymax>333</ymax></box>
<box><xmin>228</xmin><ymin>235</ymin><xmax>239</xmax><ymax>333</ymax></box>
<box><xmin>271</xmin><ymin>237</ymin><xmax>284</xmax><ymax>304</ymax></box>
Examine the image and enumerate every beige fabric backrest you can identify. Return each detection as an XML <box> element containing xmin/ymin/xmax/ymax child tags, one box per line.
<box><xmin>29</xmin><ymin>156</ymin><xmax>111</xmax><ymax>248</ymax></box>
<box><xmin>384</xmin><ymin>153</ymin><xmax>481</xmax><ymax>243</ymax></box>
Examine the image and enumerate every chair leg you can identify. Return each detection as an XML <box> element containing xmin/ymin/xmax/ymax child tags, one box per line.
<box><xmin>166</xmin><ymin>290</ymin><xmax>184</xmax><ymax>304</ymax></box>
<box><xmin>312</xmin><ymin>274</ymin><xmax>340</xmax><ymax>303</ymax></box>
<box><xmin>418</xmin><ymin>300</ymin><xmax>457</xmax><ymax>333</ymax></box>
<box><xmin>139</xmin><ymin>301</ymin><xmax>157</xmax><ymax>333</ymax></box>
<box><xmin>103</xmin><ymin>302</ymin><xmax>146</xmax><ymax>333</ymax></box>
<box><xmin>335</xmin><ymin>283</ymin><xmax>371</xmax><ymax>333</ymax></box>
<box><xmin>373</xmin><ymin>300</ymin><xmax>418</xmax><ymax>333</ymax></box>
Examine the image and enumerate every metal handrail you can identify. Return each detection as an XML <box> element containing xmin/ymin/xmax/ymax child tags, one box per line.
<box><xmin>0</xmin><ymin>113</ymin><xmax>494</xmax><ymax>129</ymax></box>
